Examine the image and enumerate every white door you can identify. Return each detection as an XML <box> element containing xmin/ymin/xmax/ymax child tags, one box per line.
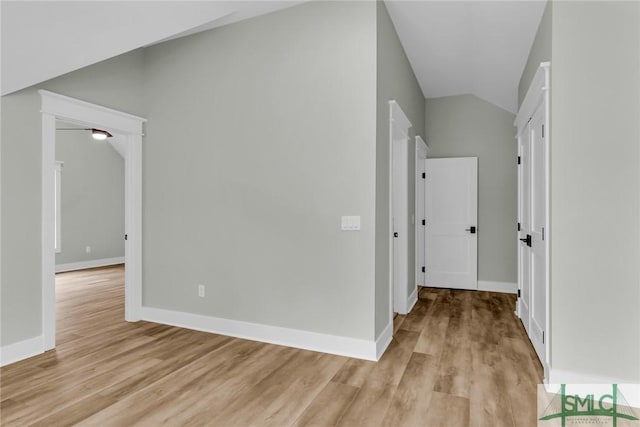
<box><xmin>529</xmin><ymin>102</ymin><xmax>547</xmax><ymax>362</ymax></box>
<box><xmin>515</xmin><ymin>62</ymin><xmax>550</xmax><ymax>378</ymax></box>
<box><xmin>392</xmin><ymin>132</ymin><xmax>409</xmax><ymax>313</ymax></box>
<box><xmin>415</xmin><ymin>138</ymin><xmax>428</xmax><ymax>287</ymax></box>
<box><xmin>425</xmin><ymin>157</ymin><xmax>478</xmax><ymax>290</ymax></box>
<box><xmin>518</xmin><ymin>124</ymin><xmax>532</xmax><ymax>334</ymax></box>
<box><xmin>389</xmin><ymin>100</ymin><xmax>413</xmax><ymax>316</ymax></box>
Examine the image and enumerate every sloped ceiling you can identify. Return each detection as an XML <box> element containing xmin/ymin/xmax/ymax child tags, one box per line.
<box><xmin>2</xmin><ymin>1</ymin><xmax>545</xmax><ymax>112</ymax></box>
<box><xmin>384</xmin><ymin>0</ymin><xmax>546</xmax><ymax>113</ymax></box>
<box><xmin>0</xmin><ymin>1</ymin><xmax>303</xmax><ymax>96</ymax></box>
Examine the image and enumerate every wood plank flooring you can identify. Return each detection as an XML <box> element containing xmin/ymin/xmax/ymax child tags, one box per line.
<box><xmin>0</xmin><ymin>265</ymin><xmax>543</xmax><ymax>426</ymax></box>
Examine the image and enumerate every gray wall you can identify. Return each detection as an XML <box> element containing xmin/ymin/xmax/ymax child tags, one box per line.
<box><xmin>55</xmin><ymin>129</ymin><xmax>124</xmax><ymax>265</ymax></box>
<box><xmin>519</xmin><ymin>0</ymin><xmax>551</xmax><ymax>107</ymax></box>
<box><xmin>1</xmin><ymin>50</ymin><xmax>144</xmax><ymax>346</ymax></box>
<box><xmin>425</xmin><ymin>94</ymin><xmax>517</xmax><ymax>284</ymax></box>
<box><xmin>1</xmin><ymin>1</ymin><xmax>426</xmax><ymax>349</ymax></box>
<box><xmin>549</xmin><ymin>1</ymin><xmax>640</xmax><ymax>382</ymax></box>
<box><xmin>1</xmin><ymin>1</ymin><xmax>381</xmax><ymax>348</ymax></box>
<box><xmin>142</xmin><ymin>1</ymin><xmax>378</xmax><ymax>340</ymax></box>
<box><xmin>375</xmin><ymin>1</ymin><xmax>426</xmax><ymax>336</ymax></box>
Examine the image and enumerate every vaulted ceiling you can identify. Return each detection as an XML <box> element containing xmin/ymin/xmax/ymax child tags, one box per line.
<box><xmin>1</xmin><ymin>0</ymin><xmax>546</xmax><ymax>113</ymax></box>
<box><xmin>385</xmin><ymin>1</ymin><xmax>546</xmax><ymax>113</ymax></box>
<box><xmin>0</xmin><ymin>1</ymin><xmax>304</xmax><ymax>96</ymax></box>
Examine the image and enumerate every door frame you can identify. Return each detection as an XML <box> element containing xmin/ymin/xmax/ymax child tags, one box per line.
<box><xmin>415</xmin><ymin>136</ymin><xmax>428</xmax><ymax>288</ymax></box>
<box><xmin>514</xmin><ymin>61</ymin><xmax>551</xmax><ymax>380</ymax></box>
<box><xmin>388</xmin><ymin>100</ymin><xmax>412</xmax><ymax>322</ymax></box>
<box><xmin>39</xmin><ymin>90</ymin><xmax>146</xmax><ymax>350</ymax></box>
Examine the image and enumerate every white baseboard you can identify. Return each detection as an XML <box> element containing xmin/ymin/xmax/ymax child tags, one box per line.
<box><xmin>141</xmin><ymin>307</ymin><xmax>382</xmax><ymax>361</ymax></box>
<box><xmin>478</xmin><ymin>280</ymin><xmax>517</xmax><ymax>294</ymax></box>
<box><xmin>396</xmin><ymin>287</ymin><xmax>419</xmax><ymax>315</ymax></box>
<box><xmin>375</xmin><ymin>321</ymin><xmax>393</xmax><ymax>360</ymax></box>
<box><xmin>56</xmin><ymin>256</ymin><xmax>124</xmax><ymax>273</ymax></box>
<box><xmin>407</xmin><ymin>287</ymin><xmax>418</xmax><ymax>313</ymax></box>
<box><xmin>0</xmin><ymin>335</ymin><xmax>44</xmax><ymax>366</ymax></box>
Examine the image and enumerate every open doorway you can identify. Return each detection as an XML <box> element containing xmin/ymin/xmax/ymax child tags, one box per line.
<box><xmin>54</xmin><ymin>123</ymin><xmax>126</xmax><ymax>343</ymax></box>
<box><xmin>54</xmin><ymin>122</ymin><xmax>125</xmax><ymax>272</ymax></box>
<box><xmin>39</xmin><ymin>90</ymin><xmax>145</xmax><ymax>351</ymax></box>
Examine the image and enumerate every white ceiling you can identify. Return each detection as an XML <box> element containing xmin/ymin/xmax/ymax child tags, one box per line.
<box><xmin>385</xmin><ymin>1</ymin><xmax>546</xmax><ymax>113</ymax></box>
<box><xmin>1</xmin><ymin>1</ymin><xmax>545</xmax><ymax>112</ymax></box>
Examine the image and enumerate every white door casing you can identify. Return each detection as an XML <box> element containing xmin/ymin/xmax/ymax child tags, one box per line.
<box><xmin>425</xmin><ymin>157</ymin><xmax>478</xmax><ymax>290</ymax></box>
<box><xmin>389</xmin><ymin>101</ymin><xmax>412</xmax><ymax>318</ymax></box>
<box><xmin>415</xmin><ymin>136</ymin><xmax>428</xmax><ymax>288</ymax></box>
<box><xmin>40</xmin><ymin>90</ymin><xmax>146</xmax><ymax>350</ymax></box>
<box><xmin>514</xmin><ymin>62</ymin><xmax>550</xmax><ymax>381</ymax></box>
<box><xmin>54</xmin><ymin>161</ymin><xmax>63</xmax><ymax>254</ymax></box>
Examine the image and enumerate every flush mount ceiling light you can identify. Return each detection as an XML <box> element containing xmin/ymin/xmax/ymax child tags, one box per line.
<box><xmin>90</xmin><ymin>128</ymin><xmax>112</xmax><ymax>140</ymax></box>
<box><xmin>56</xmin><ymin>127</ymin><xmax>113</xmax><ymax>140</ymax></box>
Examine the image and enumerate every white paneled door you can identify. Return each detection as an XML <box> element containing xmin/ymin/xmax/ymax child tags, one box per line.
<box><xmin>425</xmin><ymin>157</ymin><xmax>478</xmax><ymax>290</ymax></box>
<box><xmin>529</xmin><ymin>101</ymin><xmax>547</xmax><ymax>363</ymax></box>
<box><xmin>515</xmin><ymin>62</ymin><xmax>550</xmax><ymax>378</ymax></box>
<box><xmin>518</xmin><ymin>123</ymin><xmax>532</xmax><ymax>335</ymax></box>
<box><xmin>415</xmin><ymin>137</ymin><xmax>428</xmax><ymax>287</ymax></box>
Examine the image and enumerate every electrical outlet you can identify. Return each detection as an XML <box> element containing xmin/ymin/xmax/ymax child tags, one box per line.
<box><xmin>85</xmin><ymin>246</ymin><xmax>91</xmax><ymax>253</ymax></box>
<box><xmin>198</xmin><ymin>285</ymin><xmax>205</xmax><ymax>298</ymax></box>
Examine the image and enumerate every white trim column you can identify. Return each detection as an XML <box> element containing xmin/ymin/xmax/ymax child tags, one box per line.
<box><xmin>125</xmin><ymin>133</ymin><xmax>143</xmax><ymax>321</ymax></box>
<box><xmin>42</xmin><ymin>112</ymin><xmax>57</xmax><ymax>351</ymax></box>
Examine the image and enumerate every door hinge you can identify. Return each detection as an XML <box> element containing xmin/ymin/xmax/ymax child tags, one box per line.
<box><xmin>517</xmin><ymin>156</ymin><xmax>521</xmax><ymax>165</ymax></box>
<box><xmin>422</xmin><ymin>219</ymin><xmax>426</xmax><ymax>226</ymax></box>
<box><xmin>542</xmin><ymin>331</ymin><xmax>545</xmax><ymax>344</ymax></box>
<box><xmin>421</xmin><ymin>266</ymin><xmax>425</xmax><ymax>273</ymax></box>
<box><xmin>542</xmin><ymin>124</ymin><xmax>545</xmax><ymax>138</ymax></box>
<box><xmin>542</xmin><ymin>227</ymin><xmax>545</xmax><ymax>241</ymax></box>
<box><xmin>517</xmin><ymin>222</ymin><xmax>521</xmax><ymax>231</ymax></box>
<box><xmin>124</xmin><ymin>234</ymin><xmax>128</xmax><ymax>241</ymax></box>
<box><xmin>517</xmin><ymin>289</ymin><xmax>521</xmax><ymax>298</ymax></box>
<box><xmin>422</xmin><ymin>172</ymin><xmax>426</xmax><ymax>179</ymax></box>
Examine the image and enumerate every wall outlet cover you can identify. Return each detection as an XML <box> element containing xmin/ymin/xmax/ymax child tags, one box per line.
<box><xmin>341</xmin><ymin>216</ymin><xmax>361</xmax><ymax>231</ymax></box>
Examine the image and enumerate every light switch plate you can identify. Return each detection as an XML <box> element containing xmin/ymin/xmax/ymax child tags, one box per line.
<box><xmin>341</xmin><ymin>216</ymin><xmax>361</xmax><ymax>231</ymax></box>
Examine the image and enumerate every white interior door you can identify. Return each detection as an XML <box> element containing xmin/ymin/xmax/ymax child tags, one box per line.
<box><xmin>518</xmin><ymin>125</ymin><xmax>532</xmax><ymax>335</ymax></box>
<box><xmin>515</xmin><ymin>62</ymin><xmax>550</xmax><ymax>379</ymax></box>
<box><xmin>529</xmin><ymin>101</ymin><xmax>547</xmax><ymax>362</ymax></box>
<box><xmin>392</xmin><ymin>132</ymin><xmax>409</xmax><ymax>313</ymax></box>
<box><xmin>415</xmin><ymin>138</ymin><xmax>428</xmax><ymax>287</ymax></box>
<box><xmin>425</xmin><ymin>157</ymin><xmax>478</xmax><ymax>290</ymax></box>
<box><xmin>389</xmin><ymin>100</ymin><xmax>412</xmax><ymax>316</ymax></box>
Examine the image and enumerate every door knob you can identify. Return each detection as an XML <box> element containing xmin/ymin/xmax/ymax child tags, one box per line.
<box><xmin>465</xmin><ymin>226</ymin><xmax>476</xmax><ymax>234</ymax></box>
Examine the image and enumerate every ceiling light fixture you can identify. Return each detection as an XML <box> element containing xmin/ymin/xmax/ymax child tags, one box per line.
<box><xmin>91</xmin><ymin>128</ymin><xmax>113</xmax><ymax>140</ymax></box>
<box><xmin>56</xmin><ymin>127</ymin><xmax>113</xmax><ymax>140</ymax></box>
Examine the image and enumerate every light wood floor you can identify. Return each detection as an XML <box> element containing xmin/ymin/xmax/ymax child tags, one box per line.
<box><xmin>0</xmin><ymin>265</ymin><xmax>543</xmax><ymax>426</ymax></box>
